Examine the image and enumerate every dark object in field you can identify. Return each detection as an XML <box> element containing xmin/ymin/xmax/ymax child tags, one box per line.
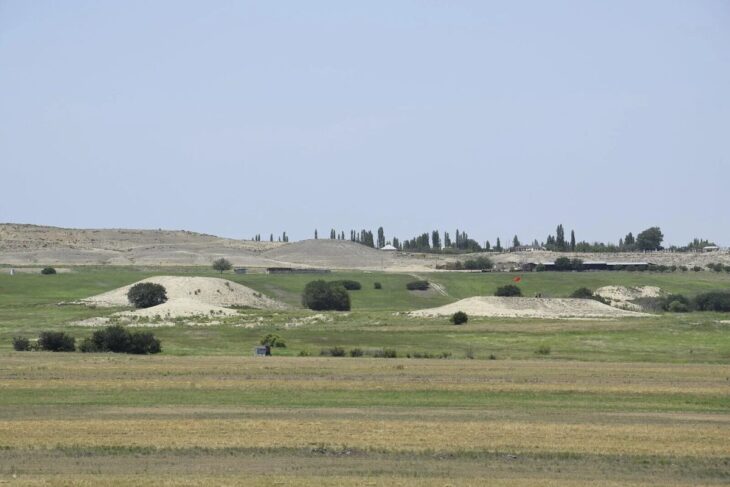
<box><xmin>41</xmin><ymin>267</ymin><xmax>56</xmax><ymax>275</ymax></box>
<box><xmin>260</xmin><ymin>333</ymin><xmax>286</xmax><ymax>348</ymax></box>
<box><xmin>80</xmin><ymin>325</ymin><xmax>161</xmax><ymax>354</ymax></box>
<box><xmin>127</xmin><ymin>283</ymin><xmax>168</xmax><ymax>309</ymax></box>
<box><xmin>38</xmin><ymin>331</ymin><xmax>76</xmax><ymax>352</ymax></box>
<box><xmin>495</xmin><ymin>284</ymin><xmax>522</xmax><ymax>297</ymax></box>
<box><xmin>302</xmin><ymin>280</ymin><xmax>351</xmax><ymax>311</ymax></box>
<box><xmin>329</xmin><ymin>279</ymin><xmax>362</xmax><ymax>290</ymax></box>
<box><xmin>373</xmin><ymin>282</ymin><xmax>382</xmax><ymax>290</ymax></box>
<box><xmin>451</xmin><ymin>311</ymin><xmax>468</xmax><ymax>325</ymax></box>
<box><xmin>12</xmin><ymin>336</ymin><xmax>31</xmax><ymax>351</ymax></box>
<box><xmin>406</xmin><ymin>280</ymin><xmax>429</xmax><ymax>291</ymax></box>
<box><xmin>694</xmin><ymin>291</ymin><xmax>730</xmax><ymax>312</ymax></box>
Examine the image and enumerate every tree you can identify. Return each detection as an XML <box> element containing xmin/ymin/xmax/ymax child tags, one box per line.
<box><xmin>495</xmin><ymin>284</ymin><xmax>522</xmax><ymax>297</ymax></box>
<box><xmin>556</xmin><ymin>224</ymin><xmax>566</xmax><ymax>250</ymax></box>
<box><xmin>512</xmin><ymin>235</ymin><xmax>521</xmax><ymax>248</ymax></box>
<box><xmin>450</xmin><ymin>311</ymin><xmax>468</xmax><ymax>325</ymax></box>
<box><xmin>495</xmin><ymin>238</ymin><xmax>503</xmax><ymax>252</ymax></box>
<box><xmin>127</xmin><ymin>283</ymin><xmax>168</xmax><ymax>309</ymax></box>
<box><xmin>270</xmin><ymin>234</ymin><xmax>273</xmax><ymax>242</ymax></box>
<box><xmin>570</xmin><ymin>230</ymin><xmax>576</xmax><ymax>251</ymax></box>
<box><xmin>212</xmin><ymin>258</ymin><xmax>232</xmax><ymax>274</ymax></box>
<box><xmin>431</xmin><ymin>230</ymin><xmax>441</xmax><ymax>250</ymax></box>
<box><xmin>485</xmin><ymin>240</ymin><xmax>491</xmax><ymax>251</ymax></box>
<box><xmin>444</xmin><ymin>232</ymin><xmax>452</xmax><ymax>248</ymax></box>
<box><xmin>302</xmin><ymin>280</ymin><xmax>351</xmax><ymax>311</ymax></box>
<box><xmin>314</xmin><ymin>229</ymin><xmax>318</xmax><ymax>239</ymax></box>
<box><xmin>636</xmin><ymin>227</ymin><xmax>663</xmax><ymax>251</ymax></box>
<box><xmin>377</xmin><ymin>227</ymin><xmax>385</xmax><ymax>248</ymax></box>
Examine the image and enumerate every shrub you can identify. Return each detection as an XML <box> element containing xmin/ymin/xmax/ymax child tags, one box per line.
<box><xmin>260</xmin><ymin>333</ymin><xmax>286</xmax><ymax>348</ymax></box>
<box><xmin>320</xmin><ymin>346</ymin><xmax>346</xmax><ymax>357</ymax></box>
<box><xmin>692</xmin><ymin>266</ymin><xmax>702</xmax><ymax>272</ymax></box>
<box><xmin>41</xmin><ymin>267</ymin><xmax>56</xmax><ymax>275</ymax></box>
<box><xmin>535</xmin><ymin>345</ymin><xmax>551</xmax><ymax>355</ymax></box>
<box><xmin>679</xmin><ymin>265</ymin><xmax>688</xmax><ymax>272</ymax></box>
<box><xmin>373</xmin><ymin>282</ymin><xmax>382</xmax><ymax>290</ymax></box>
<box><xmin>383</xmin><ymin>348</ymin><xmax>397</xmax><ymax>358</ymax></box>
<box><xmin>298</xmin><ymin>350</ymin><xmax>311</xmax><ymax>357</ymax></box>
<box><xmin>495</xmin><ymin>284</ymin><xmax>522</xmax><ymax>297</ymax></box>
<box><xmin>349</xmin><ymin>348</ymin><xmax>363</xmax><ymax>357</ymax></box>
<box><xmin>330</xmin><ymin>280</ymin><xmax>361</xmax><ymax>290</ymax></box>
<box><xmin>667</xmin><ymin>300</ymin><xmax>689</xmax><ymax>313</ymax></box>
<box><xmin>488</xmin><ymin>353</ymin><xmax>497</xmax><ymax>360</ymax></box>
<box><xmin>450</xmin><ymin>311</ymin><xmax>468</xmax><ymax>325</ymax></box>
<box><xmin>302</xmin><ymin>280</ymin><xmax>351</xmax><ymax>311</ymax></box>
<box><xmin>535</xmin><ymin>264</ymin><xmax>546</xmax><ymax>272</ymax></box>
<box><xmin>570</xmin><ymin>287</ymin><xmax>594</xmax><ymax>299</ymax></box>
<box><xmin>38</xmin><ymin>331</ymin><xmax>75</xmax><ymax>352</ymax></box>
<box><xmin>82</xmin><ymin>325</ymin><xmax>161</xmax><ymax>354</ymax></box>
<box><xmin>212</xmin><ymin>258</ymin><xmax>232</xmax><ymax>273</ymax></box>
<box><xmin>694</xmin><ymin>292</ymin><xmax>730</xmax><ymax>312</ymax></box>
<box><xmin>661</xmin><ymin>294</ymin><xmax>691</xmax><ymax>312</ymax></box>
<box><xmin>129</xmin><ymin>332</ymin><xmax>162</xmax><ymax>354</ymax></box>
<box><xmin>12</xmin><ymin>337</ymin><xmax>30</xmax><ymax>351</ymax></box>
<box><xmin>463</xmin><ymin>256</ymin><xmax>493</xmax><ymax>270</ymax></box>
<box><xmin>406</xmin><ymin>280</ymin><xmax>429</xmax><ymax>291</ymax></box>
<box><xmin>127</xmin><ymin>283</ymin><xmax>168</xmax><ymax>309</ymax></box>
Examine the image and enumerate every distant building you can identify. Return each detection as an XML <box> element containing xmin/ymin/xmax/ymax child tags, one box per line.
<box><xmin>234</xmin><ymin>268</ymin><xmax>247</xmax><ymax>274</ymax></box>
<box><xmin>703</xmin><ymin>246</ymin><xmax>720</xmax><ymax>252</ymax></box>
<box><xmin>266</xmin><ymin>267</ymin><xmax>331</xmax><ymax>274</ymax></box>
<box><xmin>380</xmin><ymin>244</ymin><xmax>397</xmax><ymax>251</ymax></box>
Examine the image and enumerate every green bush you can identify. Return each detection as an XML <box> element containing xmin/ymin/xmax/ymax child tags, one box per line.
<box><xmin>450</xmin><ymin>311</ymin><xmax>468</xmax><ymax>325</ymax></box>
<box><xmin>81</xmin><ymin>325</ymin><xmax>161</xmax><ymax>354</ymax></box>
<box><xmin>329</xmin><ymin>280</ymin><xmax>361</xmax><ymax>290</ymax></box>
<box><xmin>40</xmin><ymin>267</ymin><xmax>56</xmax><ymax>275</ymax></box>
<box><xmin>38</xmin><ymin>331</ymin><xmax>75</xmax><ymax>352</ymax></box>
<box><xmin>570</xmin><ymin>287</ymin><xmax>594</xmax><ymax>299</ymax></box>
<box><xmin>463</xmin><ymin>256</ymin><xmax>493</xmax><ymax>270</ymax></box>
<box><xmin>349</xmin><ymin>348</ymin><xmax>363</xmax><ymax>357</ymax></box>
<box><xmin>406</xmin><ymin>280</ymin><xmax>429</xmax><ymax>291</ymax></box>
<box><xmin>692</xmin><ymin>266</ymin><xmax>702</xmax><ymax>272</ymax></box>
<box><xmin>260</xmin><ymin>333</ymin><xmax>286</xmax><ymax>348</ymax></box>
<box><xmin>373</xmin><ymin>282</ymin><xmax>382</xmax><ymax>290</ymax></box>
<box><xmin>495</xmin><ymin>284</ymin><xmax>522</xmax><ymax>297</ymax></box>
<box><xmin>320</xmin><ymin>346</ymin><xmax>346</xmax><ymax>357</ymax></box>
<box><xmin>12</xmin><ymin>337</ymin><xmax>30</xmax><ymax>351</ymax></box>
<box><xmin>694</xmin><ymin>292</ymin><xmax>730</xmax><ymax>312</ymax></box>
<box><xmin>383</xmin><ymin>349</ymin><xmax>397</xmax><ymax>358</ymax></box>
<box><xmin>660</xmin><ymin>294</ymin><xmax>691</xmax><ymax>312</ymax></box>
<box><xmin>667</xmin><ymin>300</ymin><xmax>689</xmax><ymax>313</ymax></box>
<box><xmin>302</xmin><ymin>280</ymin><xmax>351</xmax><ymax>311</ymax></box>
<box><xmin>535</xmin><ymin>345</ymin><xmax>551</xmax><ymax>355</ymax></box>
<box><xmin>127</xmin><ymin>283</ymin><xmax>168</xmax><ymax>309</ymax></box>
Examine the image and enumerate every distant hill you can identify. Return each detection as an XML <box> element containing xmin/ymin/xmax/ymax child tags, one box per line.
<box><xmin>1</xmin><ymin>223</ymin><xmax>727</xmax><ymax>270</ymax></box>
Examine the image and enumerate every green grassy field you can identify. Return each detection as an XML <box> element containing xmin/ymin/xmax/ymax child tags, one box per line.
<box><xmin>0</xmin><ymin>266</ymin><xmax>728</xmax><ymax>484</ymax></box>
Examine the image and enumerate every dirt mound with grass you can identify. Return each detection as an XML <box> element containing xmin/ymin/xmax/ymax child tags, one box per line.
<box><xmin>410</xmin><ymin>296</ymin><xmax>648</xmax><ymax>319</ymax></box>
<box><xmin>594</xmin><ymin>286</ymin><xmax>665</xmax><ymax>311</ymax></box>
<box><xmin>79</xmin><ymin>276</ymin><xmax>286</xmax><ymax>321</ymax></box>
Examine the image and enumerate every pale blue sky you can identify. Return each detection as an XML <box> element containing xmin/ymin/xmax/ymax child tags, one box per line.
<box><xmin>1</xmin><ymin>1</ymin><xmax>728</xmax><ymax>246</ymax></box>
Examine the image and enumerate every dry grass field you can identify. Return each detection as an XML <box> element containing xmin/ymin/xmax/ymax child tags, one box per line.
<box><xmin>0</xmin><ymin>354</ymin><xmax>728</xmax><ymax>485</ymax></box>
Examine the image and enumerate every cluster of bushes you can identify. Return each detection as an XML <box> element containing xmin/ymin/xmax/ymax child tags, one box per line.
<box><xmin>319</xmin><ymin>347</ymin><xmax>397</xmax><ymax>358</ymax></box>
<box><xmin>706</xmin><ymin>263</ymin><xmax>730</xmax><ymax>273</ymax></box>
<box><xmin>302</xmin><ymin>280</ymin><xmax>351</xmax><ymax>311</ymax></box>
<box><xmin>13</xmin><ymin>326</ymin><xmax>161</xmax><ymax>354</ymax></box>
<box><xmin>79</xmin><ymin>325</ymin><xmax>161</xmax><ymax>354</ymax></box>
<box><xmin>553</xmin><ymin>257</ymin><xmax>584</xmax><ymax>271</ymax></box>
<box><xmin>439</xmin><ymin>256</ymin><xmax>494</xmax><ymax>271</ymax></box>
<box><xmin>659</xmin><ymin>291</ymin><xmax>730</xmax><ymax>313</ymax></box>
<box><xmin>13</xmin><ymin>331</ymin><xmax>76</xmax><ymax>352</ymax></box>
<box><xmin>569</xmin><ymin>287</ymin><xmax>609</xmax><ymax>304</ymax></box>
<box><xmin>373</xmin><ymin>282</ymin><xmax>382</xmax><ymax>289</ymax></box>
<box><xmin>329</xmin><ymin>280</ymin><xmax>362</xmax><ymax>290</ymax></box>
<box><xmin>406</xmin><ymin>280</ymin><xmax>430</xmax><ymax>291</ymax></box>
<box><xmin>495</xmin><ymin>284</ymin><xmax>522</xmax><ymax>297</ymax></box>
<box><xmin>41</xmin><ymin>267</ymin><xmax>56</xmax><ymax>275</ymax></box>
<box><xmin>315</xmin><ymin>347</ymin><xmax>453</xmax><ymax>359</ymax></box>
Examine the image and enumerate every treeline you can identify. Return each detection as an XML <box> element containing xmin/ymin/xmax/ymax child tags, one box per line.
<box><xmin>257</xmin><ymin>224</ymin><xmax>718</xmax><ymax>254</ymax></box>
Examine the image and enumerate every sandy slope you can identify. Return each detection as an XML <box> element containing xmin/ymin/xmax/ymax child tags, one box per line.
<box><xmin>410</xmin><ymin>296</ymin><xmax>648</xmax><ymax>319</ymax></box>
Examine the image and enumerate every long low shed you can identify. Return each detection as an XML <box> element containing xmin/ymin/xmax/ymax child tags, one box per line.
<box><xmin>523</xmin><ymin>261</ymin><xmax>651</xmax><ymax>271</ymax></box>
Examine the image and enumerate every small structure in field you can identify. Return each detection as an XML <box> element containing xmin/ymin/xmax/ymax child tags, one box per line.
<box><xmin>380</xmin><ymin>244</ymin><xmax>397</xmax><ymax>251</ymax></box>
<box><xmin>703</xmin><ymin>246</ymin><xmax>720</xmax><ymax>252</ymax></box>
<box><xmin>234</xmin><ymin>267</ymin><xmax>247</xmax><ymax>274</ymax></box>
<box><xmin>254</xmin><ymin>346</ymin><xmax>270</xmax><ymax>357</ymax></box>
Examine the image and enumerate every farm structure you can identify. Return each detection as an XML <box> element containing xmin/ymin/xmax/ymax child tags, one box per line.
<box><xmin>523</xmin><ymin>261</ymin><xmax>651</xmax><ymax>272</ymax></box>
<box><xmin>265</xmin><ymin>267</ymin><xmax>331</xmax><ymax>274</ymax></box>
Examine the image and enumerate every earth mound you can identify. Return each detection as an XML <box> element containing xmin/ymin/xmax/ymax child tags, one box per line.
<box><xmin>79</xmin><ymin>276</ymin><xmax>286</xmax><ymax>320</ymax></box>
<box><xmin>594</xmin><ymin>286</ymin><xmax>665</xmax><ymax>311</ymax></box>
<box><xmin>410</xmin><ymin>296</ymin><xmax>648</xmax><ymax>319</ymax></box>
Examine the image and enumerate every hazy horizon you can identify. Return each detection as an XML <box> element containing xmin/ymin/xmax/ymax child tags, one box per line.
<box><xmin>1</xmin><ymin>1</ymin><xmax>728</xmax><ymax>246</ymax></box>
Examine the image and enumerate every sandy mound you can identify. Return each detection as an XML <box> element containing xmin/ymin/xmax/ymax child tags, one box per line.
<box><xmin>594</xmin><ymin>286</ymin><xmax>664</xmax><ymax>311</ymax></box>
<box><xmin>78</xmin><ymin>276</ymin><xmax>286</xmax><ymax>322</ymax></box>
<box><xmin>410</xmin><ymin>296</ymin><xmax>648</xmax><ymax>319</ymax></box>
